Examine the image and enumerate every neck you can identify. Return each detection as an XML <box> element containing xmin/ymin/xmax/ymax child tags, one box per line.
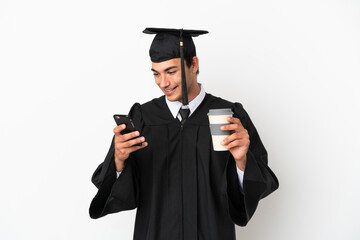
<box><xmin>183</xmin><ymin>77</ymin><xmax>200</xmax><ymax>104</ymax></box>
<box><xmin>187</xmin><ymin>85</ymin><xmax>200</xmax><ymax>103</ymax></box>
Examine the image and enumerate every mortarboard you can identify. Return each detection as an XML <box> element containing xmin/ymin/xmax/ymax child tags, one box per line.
<box><xmin>143</xmin><ymin>27</ymin><xmax>208</xmax><ymax>105</ymax></box>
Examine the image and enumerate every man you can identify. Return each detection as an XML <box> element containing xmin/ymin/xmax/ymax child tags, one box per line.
<box><xmin>89</xmin><ymin>28</ymin><xmax>279</xmax><ymax>240</ymax></box>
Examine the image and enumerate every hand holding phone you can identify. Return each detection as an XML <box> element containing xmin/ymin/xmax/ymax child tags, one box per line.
<box><xmin>113</xmin><ymin>114</ymin><xmax>142</xmax><ymax>146</ymax></box>
<box><xmin>112</xmin><ymin>114</ymin><xmax>148</xmax><ymax>172</ymax></box>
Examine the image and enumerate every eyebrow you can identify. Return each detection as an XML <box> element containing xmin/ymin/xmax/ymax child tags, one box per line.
<box><xmin>151</xmin><ymin>66</ymin><xmax>178</xmax><ymax>73</ymax></box>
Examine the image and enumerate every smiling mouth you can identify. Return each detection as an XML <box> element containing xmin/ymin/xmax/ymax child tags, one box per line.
<box><xmin>164</xmin><ymin>86</ymin><xmax>178</xmax><ymax>95</ymax></box>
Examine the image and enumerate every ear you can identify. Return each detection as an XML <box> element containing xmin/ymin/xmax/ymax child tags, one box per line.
<box><xmin>191</xmin><ymin>56</ymin><xmax>199</xmax><ymax>74</ymax></box>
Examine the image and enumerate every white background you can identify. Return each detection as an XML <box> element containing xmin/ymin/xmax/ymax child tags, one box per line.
<box><xmin>1</xmin><ymin>0</ymin><xmax>359</xmax><ymax>239</ymax></box>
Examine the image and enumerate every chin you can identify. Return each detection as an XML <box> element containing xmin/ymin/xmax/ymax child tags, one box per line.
<box><xmin>166</xmin><ymin>95</ymin><xmax>181</xmax><ymax>102</ymax></box>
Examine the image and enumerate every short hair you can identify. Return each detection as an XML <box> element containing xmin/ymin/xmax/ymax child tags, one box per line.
<box><xmin>184</xmin><ymin>56</ymin><xmax>200</xmax><ymax>75</ymax></box>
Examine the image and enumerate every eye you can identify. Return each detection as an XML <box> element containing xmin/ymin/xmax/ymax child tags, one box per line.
<box><xmin>168</xmin><ymin>71</ymin><xmax>176</xmax><ymax>75</ymax></box>
<box><xmin>153</xmin><ymin>72</ymin><xmax>159</xmax><ymax>76</ymax></box>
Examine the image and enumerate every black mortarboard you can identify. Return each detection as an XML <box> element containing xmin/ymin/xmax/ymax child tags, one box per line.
<box><xmin>143</xmin><ymin>27</ymin><xmax>208</xmax><ymax>105</ymax></box>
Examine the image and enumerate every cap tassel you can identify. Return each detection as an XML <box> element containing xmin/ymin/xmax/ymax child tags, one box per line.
<box><xmin>179</xmin><ymin>29</ymin><xmax>188</xmax><ymax>106</ymax></box>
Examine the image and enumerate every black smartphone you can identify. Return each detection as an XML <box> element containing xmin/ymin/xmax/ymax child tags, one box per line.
<box><xmin>113</xmin><ymin>114</ymin><xmax>142</xmax><ymax>146</ymax></box>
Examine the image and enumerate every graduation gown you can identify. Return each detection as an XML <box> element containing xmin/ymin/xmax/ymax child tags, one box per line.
<box><xmin>89</xmin><ymin>93</ymin><xmax>279</xmax><ymax>240</ymax></box>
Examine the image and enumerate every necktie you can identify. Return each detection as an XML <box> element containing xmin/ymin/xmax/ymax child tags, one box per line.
<box><xmin>179</xmin><ymin>108</ymin><xmax>190</xmax><ymax>124</ymax></box>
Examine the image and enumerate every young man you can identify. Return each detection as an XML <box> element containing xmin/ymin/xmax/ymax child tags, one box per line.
<box><xmin>90</xmin><ymin>28</ymin><xmax>279</xmax><ymax>240</ymax></box>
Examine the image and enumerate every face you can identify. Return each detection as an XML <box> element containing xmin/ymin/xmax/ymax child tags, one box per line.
<box><xmin>151</xmin><ymin>57</ymin><xmax>199</xmax><ymax>102</ymax></box>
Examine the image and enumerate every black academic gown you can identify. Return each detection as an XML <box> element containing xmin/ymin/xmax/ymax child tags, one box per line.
<box><xmin>89</xmin><ymin>93</ymin><xmax>279</xmax><ymax>240</ymax></box>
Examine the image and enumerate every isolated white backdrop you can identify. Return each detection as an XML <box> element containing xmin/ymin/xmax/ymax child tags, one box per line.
<box><xmin>1</xmin><ymin>0</ymin><xmax>359</xmax><ymax>239</ymax></box>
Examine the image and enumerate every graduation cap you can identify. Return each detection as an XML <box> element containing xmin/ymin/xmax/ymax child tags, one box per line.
<box><xmin>143</xmin><ymin>27</ymin><xmax>208</xmax><ymax>105</ymax></box>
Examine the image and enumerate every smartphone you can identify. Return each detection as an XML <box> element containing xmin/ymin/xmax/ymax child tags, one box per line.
<box><xmin>113</xmin><ymin>114</ymin><xmax>142</xmax><ymax>146</ymax></box>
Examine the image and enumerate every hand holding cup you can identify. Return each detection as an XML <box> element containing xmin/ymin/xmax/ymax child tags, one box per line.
<box><xmin>221</xmin><ymin>117</ymin><xmax>249</xmax><ymax>170</ymax></box>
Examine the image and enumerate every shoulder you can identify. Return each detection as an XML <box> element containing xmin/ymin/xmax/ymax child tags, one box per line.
<box><xmin>206</xmin><ymin>93</ymin><xmax>244</xmax><ymax>110</ymax></box>
<box><xmin>129</xmin><ymin>96</ymin><xmax>173</xmax><ymax>126</ymax></box>
<box><xmin>128</xmin><ymin>96</ymin><xmax>165</xmax><ymax>116</ymax></box>
<box><xmin>141</xmin><ymin>95</ymin><xmax>166</xmax><ymax>111</ymax></box>
<box><xmin>205</xmin><ymin>93</ymin><xmax>235</xmax><ymax>107</ymax></box>
<box><xmin>140</xmin><ymin>96</ymin><xmax>168</xmax><ymax>119</ymax></box>
<box><xmin>205</xmin><ymin>93</ymin><xmax>247</xmax><ymax>122</ymax></box>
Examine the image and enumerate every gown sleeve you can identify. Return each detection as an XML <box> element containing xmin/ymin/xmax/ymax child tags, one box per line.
<box><xmin>226</xmin><ymin>102</ymin><xmax>279</xmax><ymax>226</ymax></box>
<box><xmin>89</xmin><ymin>103</ymin><xmax>142</xmax><ymax>219</ymax></box>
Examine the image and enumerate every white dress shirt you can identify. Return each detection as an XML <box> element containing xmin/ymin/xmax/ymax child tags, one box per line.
<box><xmin>117</xmin><ymin>83</ymin><xmax>244</xmax><ymax>191</ymax></box>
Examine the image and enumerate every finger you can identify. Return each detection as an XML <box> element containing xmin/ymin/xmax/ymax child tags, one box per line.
<box><xmin>221</xmin><ymin>123</ymin><xmax>247</xmax><ymax>132</ymax></box>
<box><xmin>113</xmin><ymin>124</ymin><xmax>126</xmax><ymax>136</ymax></box>
<box><xmin>116</xmin><ymin>142</ymin><xmax>148</xmax><ymax>157</ymax></box>
<box><xmin>227</xmin><ymin>117</ymin><xmax>245</xmax><ymax>128</ymax></box>
<box><xmin>221</xmin><ymin>132</ymin><xmax>245</xmax><ymax>145</ymax></box>
<box><xmin>221</xmin><ymin>133</ymin><xmax>240</xmax><ymax>145</ymax></box>
<box><xmin>122</xmin><ymin>136</ymin><xmax>146</xmax><ymax>148</ymax></box>
<box><xmin>125</xmin><ymin>141</ymin><xmax>148</xmax><ymax>154</ymax></box>
<box><xmin>115</xmin><ymin>130</ymin><xmax>141</xmax><ymax>145</ymax></box>
<box><xmin>115</xmin><ymin>137</ymin><xmax>146</xmax><ymax>154</ymax></box>
<box><xmin>121</xmin><ymin>131</ymin><xmax>141</xmax><ymax>142</ymax></box>
<box><xmin>226</xmin><ymin>139</ymin><xmax>250</xmax><ymax>149</ymax></box>
<box><xmin>221</xmin><ymin>123</ymin><xmax>238</xmax><ymax>131</ymax></box>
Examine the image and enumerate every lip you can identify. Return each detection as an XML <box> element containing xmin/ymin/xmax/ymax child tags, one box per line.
<box><xmin>164</xmin><ymin>86</ymin><xmax>178</xmax><ymax>96</ymax></box>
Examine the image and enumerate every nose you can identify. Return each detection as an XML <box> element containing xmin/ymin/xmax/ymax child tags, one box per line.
<box><xmin>159</xmin><ymin>75</ymin><xmax>170</xmax><ymax>88</ymax></box>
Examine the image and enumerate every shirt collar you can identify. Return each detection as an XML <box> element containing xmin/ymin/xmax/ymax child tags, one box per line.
<box><xmin>165</xmin><ymin>83</ymin><xmax>206</xmax><ymax>119</ymax></box>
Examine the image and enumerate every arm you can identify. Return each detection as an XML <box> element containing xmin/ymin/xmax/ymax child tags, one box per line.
<box><xmin>89</xmin><ymin>103</ymin><xmax>147</xmax><ymax>219</ymax></box>
<box><xmin>89</xmin><ymin>137</ymin><xmax>142</xmax><ymax>219</ymax></box>
<box><xmin>236</xmin><ymin>166</ymin><xmax>244</xmax><ymax>192</ymax></box>
<box><xmin>225</xmin><ymin>103</ymin><xmax>279</xmax><ymax>226</ymax></box>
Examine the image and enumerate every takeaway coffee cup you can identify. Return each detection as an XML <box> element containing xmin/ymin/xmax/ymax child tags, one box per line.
<box><xmin>208</xmin><ymin>108</ymin><xmax>233</xmax><ymax>151</ymax></box>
